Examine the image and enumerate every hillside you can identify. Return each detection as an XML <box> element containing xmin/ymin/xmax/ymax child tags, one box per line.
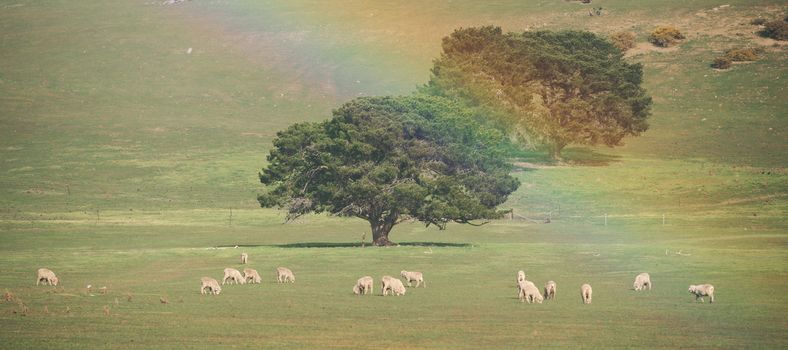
<box><xmin>0</xmin><ymin>1</ymin><xmax>785</xmax><ymax>348</ymax></box>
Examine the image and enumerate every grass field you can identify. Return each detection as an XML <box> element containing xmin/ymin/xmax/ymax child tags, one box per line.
<box><xmin>0</xmin><ymin>0</ymin><xmax>786</xmax><ymax>348</ymax></box>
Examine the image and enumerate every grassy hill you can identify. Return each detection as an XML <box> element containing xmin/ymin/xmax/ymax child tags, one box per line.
<box><xmin>0</xmin><ymin>1</ymin><xmax>786</xmax><ymax>348</ymax></box>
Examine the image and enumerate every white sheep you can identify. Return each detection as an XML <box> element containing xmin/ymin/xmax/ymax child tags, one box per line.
<box><xmin>243</xmin><ymin>268</ymin><xmax>261</xmax><ymax>284</ymax></box>
<box><xmin>381</xmin><ymin>275</ymin><xmax>406</xmax><ymax>296</ymax></box>
<box><xmin>276</xmin><ymin>267</ymin><xmax>295</xmax><ymax>283</ymax></box>
<box><xmin>222</xmin><ymin>268</ymin><xmax>246</xmax><ymax>285</ymax></box>
<box><xmin>517</xmin><ymin>270</ymin><xmax>526</xmax><ymax>283</ymax></box>
<box><xmin>581</xmin><ymin>284</ymin><xmax>593</xmax><ymax>304</ymax></box>
<box><xmin>400</xmin><ymin>270</ymin><xmax>425</xmax><ymax>288</ymax></box>
<box><xmin>240</xmin><ymin>253</ymin><xmax>248</xmax><ymax>264</ymax></box>
<box><xmin>517</xmin><ymin>280</ymin><xmax>542</xmax><ymax>303</ymax></box>
<box><xmin>200</xmin><ymin>277</ymin><xmax>222</xmax><ymax>295</ymax></box>
<box><xmin>36</xmin><ymin>268</ymin><xmax>59</xmax><ymax>286</ymax></box>
<box><xmin>633</xmin><ymin>273</ymin><xmax>651</xmax><ymax>291</ymax></box>
<box><xmin>353</xmin><ymin>276</ymin><xmax>374</xmax><ymax>295</ymax></box>
<box><xmin>688</xmin><ymin>284</ymin><xmax>715</xmax><ymax>303</ymax></box>
<box><xmin>544</xmin><ymin>280</ymin><xmax>557</xmax><ymax>300</ymax></box>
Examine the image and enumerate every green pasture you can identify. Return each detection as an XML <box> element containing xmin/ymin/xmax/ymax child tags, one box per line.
<box><xmin>0</xmin><ymin>0</ymin><xmax>786</xmax><ymax>348</ymax></box>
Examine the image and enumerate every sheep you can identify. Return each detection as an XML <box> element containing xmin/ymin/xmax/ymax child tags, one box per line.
<box><xmin>581</xmin><ymin>284</ymin><xmax>593</xmax><ymax>304</ymax></box>
<box><xmin>353</xmin><ymin>276</ymin><xmax>374</xmax><ymax>295</ymax></box>
<box><xmin>36</xmin><ymin>268</ymin><xmax>59</xmax><ymax>286</ymax></box>
<box><xmin>200</xmin><ymin>277</ymin><xmax>222</xmax><ymax>295</ymax></box>
<box><xmin>633</xmin><ymin>273</ymin><xmax>651</xmax><ymax>291</ymax></box>
<box><xmin>276</xmin><ymin>267</ymin><xmax>295</xmax><ymax>283</ymax></box>
<box><xmin>381</xmin><ymin>275</ymin><xmax>406</xmax><ymax>296</ymax></box>
<box><xmin>400</xmin><ymin>270</ymin><xmax>425</xmax><ymax>288</ymax></box>
<box><xmin>222</xmin><ymin>268</ymin><xmax>246</xmax><ymax>285</ymax></box>
<box><xmin>518</xmin><ymin>280</ymin><xmax>543</xmax><ymax>304</ymax></box>
<box><xmin>243</xmin><ymin>268</ymin><xmax>261</xmax><ymax>284</ymax></box>
<box><xmin>544</xmin><ymin>280</ymin><xmax>557</xmax><ymax>300</ymax></box>
<box><xmin>688</xmin><ymin>284</ymin><xmax>715</xmax><ymax>303</ymax></box>
<box><xmin>240</xmin><ymin>253</ymin><xmax>248</xmax><ymax>264</ymax></box>
<box><xmin>517</xmin><ymin>270</ymin><xmax>526</xmax><ymax>283</ymax></box>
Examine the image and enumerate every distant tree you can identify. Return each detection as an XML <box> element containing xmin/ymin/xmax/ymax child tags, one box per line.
<box><xmin>258</xmin><ymin>96</ymin><xmax>519</xmax><ymax>246</ymax></box>
<box><xmin>422</xmin><ymin>27</ymin><xmax>652</xmax><ymax>160</ymax></box>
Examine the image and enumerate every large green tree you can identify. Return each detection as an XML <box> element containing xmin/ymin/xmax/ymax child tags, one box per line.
<box><xmin>258</xmin><ymin>95</ymin><xmax>519</xmax><ymax>246</ymax></box>
<box><xmin>423</xmin><ymin>26</ymin><xmax>652</xmax><ymax>160</ymax></box>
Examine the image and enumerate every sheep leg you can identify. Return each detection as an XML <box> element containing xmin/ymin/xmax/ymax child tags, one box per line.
<box><xmin>709</xmin><ymin>293</ymin><xmax>714</xmax><ymax>303</ymax></box>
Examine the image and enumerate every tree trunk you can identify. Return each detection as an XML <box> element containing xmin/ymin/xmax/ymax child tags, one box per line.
<box><xmin>370</xmin><ymin>220</ymin><xmax>396</xmax><ymax>246</ymax></box>
<box><xmin>550</xmin><ymin>142</ymin><xmax>565</xmax><ymax>161</ymax></box>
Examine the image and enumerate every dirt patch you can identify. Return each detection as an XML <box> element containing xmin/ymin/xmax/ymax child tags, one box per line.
<box><xmin>625</xmin><ymin>42</ymin><xmax>680</xmax><ymax>57</ymax></box>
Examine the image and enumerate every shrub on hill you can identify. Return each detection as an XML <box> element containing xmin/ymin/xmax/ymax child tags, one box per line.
<box><xmin>648</xmin><ymin>26</ymin><xmax>685</xmax><ymax>47</ymax></box>
<box><xmin>610</xmin><ymin>31</ymin><xmax>636</xmax><ymax>51</ymax></box>
<box><xmin>724</xmin><ymin>48</ymin><xmax>761</xmax><ymax>61</ymax></box>
<box><xmin>759</xmin><ymin>20</ymin><xmax>788</xmax><ymax>40</ymax></box>
<box><xmin>749</xmin><ymin>18</ymin><xmax>767</xmax><ymax>26</ymax></box>
<box><xmin>711</xmin><ymin>57</ymin><xmax>732</xmax><ymax>69</ymax></box>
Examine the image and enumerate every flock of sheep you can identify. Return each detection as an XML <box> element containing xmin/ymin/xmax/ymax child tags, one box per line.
<box><xmin>36</xmin><ymin>254</ymin><xmax>716</xmax><ymax>304</ymax></box>
<box><xmin>514</xmin><ymin>271</ymin><xmax>714</xmax><ymax>304</ymax></box>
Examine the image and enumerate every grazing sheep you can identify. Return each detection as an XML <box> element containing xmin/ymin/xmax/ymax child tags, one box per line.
<box><xmin>200</xmin><ymin>277</ymin><xmax>222</xmax><ymax>295</ymax></box>
<box><xmin>634</xmin><ymin>273</ymin><xmax>652</xmax><ymax>291</ymax></box>
<box><xmin>381</xmin><ymin>276</ymin><xmax>406</xmax><ymax>296</ymax></box>
<box><xmin>517</xmin><ymin>270</ymin><xmax>526</xmax><ymax>283</ymax></box>
<box><xmin>243</xmin><ymin>268</ymin><xmax>261</xmax><ymax>284</ymax></box>
<box><xmin>544</xmin><ymin>281</ymin><xmax>557</xmax><ymax>300</ymax></box>
<box><xmin>276</xmin><ymin>267</ymin><xmax>295</xmax><ymax>283</ymax></box>
<box><xmin>240</xmin><ymin>253</ymin><xmax>248</xmax><ymax>264</ymax></box>
<box><xmin>581</xmin><ymin>284</ymin><xmax>593</xmax><ymax>304</ymax></box>
<box><xmin>518</xmin><ymin>280</ymin><xmax>543</xmax><ymax>304</ymax></box>
<box><xmin>223</xmin><ymin>268</ymin><xmax>246</xmax><ymax>285</ymax></box>
<box><xmin>400</xmin><ymin>270</ymin><xmax>425</xmax><ymax>288</ymax></box>
<box><xmin>517</xmin><ymin>280</ymin><xmax>534</xmax><ymax>300</ymax></box>
<box><xmin>353</xmin><ymin>276</ymin><xmax>374</xmax><ymax>295</ymax></box>
<box><xmin>36</xmin><ymin>268</ymin><xmax>59</xmax><ymax>286</ymax></box>
<box><xmin>688</xmin><ymin>284</ymin><xmax>715</xmax><ymax>303</ymax></box>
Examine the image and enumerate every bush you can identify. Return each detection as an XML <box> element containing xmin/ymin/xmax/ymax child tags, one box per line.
<box><xmin>648</xmin><ymin>26</ymin><xmax>685</xmax><ymax>47</ymax></box>
<box><xmin>760</xmin><ymin>20</ymin><xmax>788</xmax><ymax>40</ymax></box>
<box><xmin>711</xmin><ymin>57</ymin><xmax>732</xmax><ymax>69</ymax></box>
<box><xmin>750</xmin><ymin>18</ymin><xmax>767</xmax><ymax>26</ymax></box>
<box><xmin>724</xmin><ymin>48</ymin><xmax>761</xmax><ymax>61</ymax></box>
<box><xmin>610</xmin><ymin>32</ymin><xmax>636</xmax><ymax>51</ymax></box>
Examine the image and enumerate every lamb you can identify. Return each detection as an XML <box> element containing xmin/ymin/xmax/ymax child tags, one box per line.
<box><xmin>240</xmin><ymin>253</ymin><xmax>248</xmax><ymax>264</ymax></box>
<box><xmin>518</xmin><ymin>280</ymin><xmax>543</xmax><ymax>303</ymax></box>
<box><xmin>517</xmin><ymin>270</ymin><xmax>526</xmax><ymax>283</ymax></box>
<box><xmin>276</xmin><ymin>267</ymin><xmax>295</xmax><ymax>283</ymax></box>
<box><xmin>381</xmin><ymin>275</ymin><xmax>406</xmax><ymax>296</ymax></box>
<box><xmin>633</xmin><ymin>273</ymin><xmax>651</xmax><ymax>291</ymax></box>
<box><xmin>688</xmin><ymin>284</ymin><xmax>715</xmax><ymax>303</ymax></box>
<box><xmin>222</xmin><ymin>268</ymin><xmax>246</xmax><ymax>285</ymax></box>
<box><xmin>400</xmin><ymin>270</ymin><xmax>425</xmax><ymax>288</ymax></box>
<box><xmin>353</xmin><ymin>276</ymin><xmax>374</xmax><ymax>295</ymax></box>
<box><xmin>36</xmin><ymin>268</ymin><xmax>59</xmax><ymax>286</ymax></box>
<box><xmin>544</xmin><ymin>280</ymin><xmax>557</xmax><ymax>300</ymax></box>
<box><xmin>581</xmin><ymin>284</ymin><xmax>593</xmax><ymax>304</ymax></box>
<box><xmin>200</xmin><ymin>277</ymin><xmax>222</xmax><ymax>295</ymax></box>
<box><xmin>243</xmin><ymin>268</ymin><xmax>261</xmax><ymax>284</ymax></box>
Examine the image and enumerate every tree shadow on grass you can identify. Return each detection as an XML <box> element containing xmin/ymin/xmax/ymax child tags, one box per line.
<box><xmin>215</xmin><ymin>242</ymin><xmax>472</xmax><ymax>249</ymax></box>
<box><xmin>509</xmin><ymin>147</ymin><xmax>621</xmax><ymax>169</ymax></box>
<box><xmin>275</xmin><ymin>242</ymin><xmax>471</xmax><ymax>248</ymax></box>
<box><xmin>561</xmin><ymin>147</ymin><xmax>622</xmax><ymax>167</ymax></box>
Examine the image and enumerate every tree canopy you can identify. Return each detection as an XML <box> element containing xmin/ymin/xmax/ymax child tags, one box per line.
<box><xmin>422</xmin><ymin>26</ymin><xmax>652</xmax><ymax>159</ymax></box>
<box><xmin>258</xmin><ymin>95</ymin><xmax>520</xmax><ymax>246</ymax></box>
